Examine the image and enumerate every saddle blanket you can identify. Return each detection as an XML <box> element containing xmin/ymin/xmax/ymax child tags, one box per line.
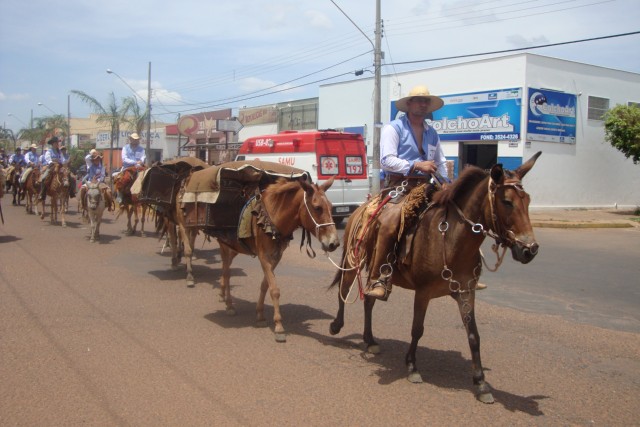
<box><xmin>181</xmin><ymin>160</ymin><xmax>309</xmax><ymax>232</ymax></box>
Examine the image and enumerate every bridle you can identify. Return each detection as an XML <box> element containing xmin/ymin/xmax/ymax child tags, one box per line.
<box><xmin>300</xmin><ymin>189</ymin><xmax>335</xmax><ymax>259</ymax></box>
<box><xmin>451</xmin><ymin>176</ymin><xmax>537</xmax><ymax>253</ymax></box>
<box><xmin>303</xmin><ymin>190</ymin><xmax>335</xmax><ymax>236</ymax></box>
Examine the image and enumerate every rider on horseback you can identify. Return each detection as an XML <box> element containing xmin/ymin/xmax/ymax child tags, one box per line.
<box><xmin>365</xmin><ymin>86</ymin><xmax>449</xmax><ymax>300</ymax></box>
<box><xmin>19</xmin><ymin>144</ymin><xmax>40</xmax><ymax>188</ymax></box>
<box><xmin>59</xmin><ymin>144</ymin><xmax>77</xmax><ymax>199</ymax></box>
<box><xmin>115</xmin><ymin>133</ymin><xmax>146</xmax><ymax>204</ymax></box>
<box><xmin>38</xmin><ymin>136</ymin><xmax>63</xmax><ymax>201</ymax></box>
<box><xmin>80</xmin><ymin>151</ymin><xmax>113</xmax><ymax>212</ymax></box>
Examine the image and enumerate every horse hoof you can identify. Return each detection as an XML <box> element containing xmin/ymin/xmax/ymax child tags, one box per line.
<box><xmin>186</xmin><ymin>282</ymin><xmax>195</xmax><ymax>288</ymax></box>
<box><xmin>329</xmin><ymin>322</ymin><xmax>342</xmax><ymax>336</ymax></box>
<box><xmin>366</xmin><ymin>344</ymin><xmax>381</xmax><ymax>354</ymax></box>
<box><xmin>476</xmin><ymin>382</ymin><xmax>495</xmax><ymax>404</ymax></box>
<box><xmin>274</xmin><ymin>332</ymin><xmax>287</xmax><ymax>343</ymax></box>
<box><xmin>225</xmin><ymin>307</ymin><xmax>236</xmax><ymax>316</ymax></box>
<box><xmin>477</xmin><ymin>392</ymin><xmax>495</xmax><ymax>404</ymax></box>
<box><xmin>90</xmin><ymin>238</ymin><xmax>95</xmax><ymax>243</ymax></box>
<box><xmin>407</xmin><ymin>372</ymin><xmax>423</xmax><ymax>384</ymax></box>
<box><xmin>256</xmin><ymin>320</ymin><xmax>268</xmax><ymax>328</ymax></box>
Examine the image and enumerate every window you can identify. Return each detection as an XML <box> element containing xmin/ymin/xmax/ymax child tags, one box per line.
<box><xmin>345</xmin><ymin>156</ymin><xmax>364</xmax><ymax>175</ymax></box>
<box><xmin>628</xmin><ymin>101</ymin><xmax>640</xmax><ymax>108</ymax></box>
<box><xmin>588</xmin><ymin>96</ymin><xmax>609</xmax><ymax>120</ymax></box>
<box><xmin>319</xmin><ymin>155</ymin><xmax>339</xmax><ymax>175</ymax></box>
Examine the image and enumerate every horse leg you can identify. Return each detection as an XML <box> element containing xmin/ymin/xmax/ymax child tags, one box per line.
<box><xmin>452</xmin><ymin>292</ymin><xmax>494</xmax><ymax>403</ymax></box>
<box><xmin>182</xmin><ymin>227</ymin><xmax>197</xmax><ymax>287</ymax></box>
<box><xmin>89</xmin><ymin>213</ymin><xmax>97</xmax><ymax>242</ymax></box>
<box><xmin>139</xmin><ymin>206</ymin><xmax>146</xmax><ymax>237</ymax></box>
<box><xmin>258</xmin><ymin>250</ymin><xmax>286</xmax><ymax>342</ymax></box>
<box><xmin>405</xmin><ymin>289</ymin><xmax>430</xmax><ymax>383</ymax></box>
<box><xmin>329</xmin><ymin>267</ymin><xmax>358</xmax><ymax>336</ymax></box>
<box><xmin>60</xmin><ymin>195</ymin><xmax>67</xmax><ymax>227</ymax></box>
<box><xmin>125</xmin><ymin>207</ymin><xmax>134</xmax><ymax>235</ymax></box>
<box><xmin>218</xmin><ymin>243</ymin><xmax>237</xmax><ymax>316</ymax></box>
<box><xmin>168</xmin><ymin>224</ymin><xmax>181</xmax><ymax>270</ymax></box>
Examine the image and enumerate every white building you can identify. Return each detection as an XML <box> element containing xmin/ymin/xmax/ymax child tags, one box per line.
<box><xmin>319</xmin><ymin>53</ymin><xmax>640</xmax><ymax>209</ymax></box>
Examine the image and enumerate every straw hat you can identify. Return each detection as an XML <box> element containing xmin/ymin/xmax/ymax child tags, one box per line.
<box><xmin>30</xmin><ymin>144</ymin><xmax>38</xmax><ymax>149</ymax></box>
<box><xmin>91</xmin><ymin>151</ymin><xmax>103</xmax><ymax>160</ymax></box>
<box><xmin>89</xmin><ymin>148</ymin><xmax>98</xmax><ymax>156</ymax></box>
<box><xmin>129</xmin><ymin>133</ymin><xmax>141</xmax><ymax>140</ymax></box>
<box><xmin>395</xmin><ymin>85</ymin><xmax>444</xmax><ymax>113</ymax></box>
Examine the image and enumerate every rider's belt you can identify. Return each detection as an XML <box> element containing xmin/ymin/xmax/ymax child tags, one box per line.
<box><xmin>384</xmin><ymin>173</ymin><xmax>430</xmax><ymax>188</ymax></box>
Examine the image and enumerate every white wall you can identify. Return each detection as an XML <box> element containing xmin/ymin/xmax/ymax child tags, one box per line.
<box><xmin>238</xmin><ymin>123</ymin><xmax>278</xmax><ymax>141</ymax></box>
<box><xmin>319</xmin><ymin>54</ymin><xmax>640</xmax><ymax>208</ymax></box>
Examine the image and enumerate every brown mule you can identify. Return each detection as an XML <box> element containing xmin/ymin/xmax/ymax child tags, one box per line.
<box><xmin>329</xmin><ymin>152</ymin><xmax>542</xmax><ymax>403</ymax></box>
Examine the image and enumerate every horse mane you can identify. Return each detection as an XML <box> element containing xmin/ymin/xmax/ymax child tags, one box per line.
<box><xmin>431</xmin><ymin>166</ymin><xmax>488</xmax><ymax>207</ymax></box>
<box><xmin>264</xmin><ymin>177</ymin><xmax>303</xmax><ymax>197</ymax></box>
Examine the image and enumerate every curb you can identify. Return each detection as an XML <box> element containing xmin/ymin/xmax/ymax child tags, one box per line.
<box><xmin>532</xmin><ymin>222</ymin><xmax>635</xmax><ymax>229</ymax></box>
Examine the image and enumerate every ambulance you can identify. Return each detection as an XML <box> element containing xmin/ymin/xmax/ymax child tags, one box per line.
<box><xmin>236</xmin><ymin>130</ymin><xmax>369</xmax><ymax>222</ymax></box>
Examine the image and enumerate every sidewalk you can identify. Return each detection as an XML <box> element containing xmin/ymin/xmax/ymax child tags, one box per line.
<box><xmin>529</xmin><ymin>208</ymin><xmax>640</xmax><ymax>228</ymax></box>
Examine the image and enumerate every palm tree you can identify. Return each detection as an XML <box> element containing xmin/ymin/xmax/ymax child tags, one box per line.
<box><xmin>70</xmin><ymin>90</ymin><xmax>134</xmax><ymax>174</ymax></box>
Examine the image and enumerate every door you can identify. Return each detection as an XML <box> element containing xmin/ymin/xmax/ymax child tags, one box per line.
<box><xmin>459</xmin><ymin>142</ymin><xmax>497</xmax><ymax>173</ymax></box>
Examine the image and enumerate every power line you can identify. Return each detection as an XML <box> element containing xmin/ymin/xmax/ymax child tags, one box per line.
<box><xmin>388</xmin><ymin>31</ymin><xmax>640</xmax><ymax>67</ymax></box>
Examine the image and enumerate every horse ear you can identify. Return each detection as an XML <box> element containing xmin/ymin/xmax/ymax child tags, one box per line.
<box><xmin>299</xmin><ymin>175</ymin><xmax>313</xmax><ymax>193</ymax></box>
<box><xmin>515</xmin><ymin>151</ymin><xmax>542</xmax><ymax>179</ymax></box>
<box><xmin>320</xmin><ymin>176</ymin><xmax>335</xmax><ymax>192</ymax></box>
<box><xmin>490</xmin><ymin>163</ymin><xmax>504</xmax><ymax>184</ymax></box>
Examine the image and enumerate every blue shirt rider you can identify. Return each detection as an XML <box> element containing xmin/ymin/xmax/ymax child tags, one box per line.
<box><xmin>366</xmin><ymin>85</ymin><xmax>451</xmax><ymax>301</ymax></box>
<box><xmin>20</xmin><ymin>144</ymin><xmax>40</xmax><ymax>186</ymax></box>
<box><xmin>38</xmin><ymin>136</ymin><xmax>63</xmax><ymax>200</ymax></box>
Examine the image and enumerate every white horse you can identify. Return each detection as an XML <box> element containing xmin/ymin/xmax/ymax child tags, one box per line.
<box><xmin>86</xmin><ymin>181</ymin><xmax>105</xmax><ymax>243</ymax></box>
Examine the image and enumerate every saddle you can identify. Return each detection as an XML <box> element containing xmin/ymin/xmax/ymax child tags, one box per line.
<box><xmin>138</xmin><ymin>157</ymin><xmax>208</xmax><ymax>207</ymax></box>
<box><xmin>181</xmin><ymin>160</ymin><xmax>308</xmax><ymax>239</ymax></box>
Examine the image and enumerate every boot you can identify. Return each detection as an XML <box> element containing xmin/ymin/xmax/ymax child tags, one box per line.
<box><xmin>365</xmin><ymin>277</ymin><xmax>392</xmax><ymax>300</ymax></box>
<box><xmin>38</xmin><ymin>184</ymin><xmax>46</xmax><ymax>201</ymax></box>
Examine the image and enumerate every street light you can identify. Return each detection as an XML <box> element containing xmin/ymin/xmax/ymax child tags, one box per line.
<box><xmin>107</xmin><ymin>63</ymin><xmax>152</xmax><ymax>166</ymax></box>
<box><xmin>7</xmin><ymin>113</ymin><xmax>28</xmax><ymax>127</ymax></box>
<box><xmin>37</xmin><ymin>102</ymin><xmax>57</xmax><ymax>115</ymax></box>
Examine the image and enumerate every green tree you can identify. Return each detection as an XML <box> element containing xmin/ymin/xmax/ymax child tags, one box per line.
<box><xmin>603</xmin><ymin>104</ymin><xmax>640</xmax><ymax>164</ymax></box>
<box><xmin>70</xmin><ymin>91</ymin><xmax>135</xmax><ymax>173</ymax></box>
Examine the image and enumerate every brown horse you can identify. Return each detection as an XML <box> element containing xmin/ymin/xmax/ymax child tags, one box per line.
<box><xmin>177</xmin><ymin>164</ymin><xmax>340</xmax><ymax>342</ymax></box>
<box><xmin>39</xmin><ymin>163</ymin><xmax>70</xmax><ymax>226</ymax></box>
<box><xmin>114</xmin><ymin>166</ymin><xmax>148</xmax><ymax>236</ymax></box>
<box><xmin>329</xmin><ymin>152</ymin><xmax>541</xmax><ymax>403</ymax></box>
<box><xmin>8</xmin><ymin>164</ymin><xmax>25</xmax><ymax>206</ymax></box>
<box><xmin>23</xmin><ymin>167</ymin><xmax>41</xmax><ymax>215</ymax></box>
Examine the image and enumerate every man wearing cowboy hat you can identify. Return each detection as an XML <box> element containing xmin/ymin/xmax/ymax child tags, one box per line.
<box><xmin>85</xmin><ymin>148</ymin><xmax>100</xmax><ymax>170</ymax></box>
<box><xmin>59</xmin><ymin>144</ymin><xmax>77</xmax><ymax>198</ymax></box>
<box><xmin>9</xmin><ymin>146</ymin><xmax>27</xmax><ymax>168</ymax></box>
<box><xmin>114</xmin><ymin>132</ymin><xmax>146</xmax><ymax>204</ymax></box>
<box><xmin>366</xmin><ymin>85</ymin><xmax>487</xmax><ymax>300</ymax></box>
<box><xmin>366</xmin><ymin>86</ymin><xmax>450</xmax><ymax>300</ymax></box>
<box><xmin>19</xmin><ymin>143</ymin><xmax>40</xmax><ymax>186</ymax></box>
<box><xmin>38</xmin><ymin>136</ymin><xmax>63</xmax><ymax>200</ymax></box>
<box><xmin>80</xmin><ymin>150</ymin><xmax>114</xmax><ymax>212</ymax></box>
<box><xmin>121</xmin><ymin>132</ymin><xmax>146</xmax><ymax>170</ymax></box>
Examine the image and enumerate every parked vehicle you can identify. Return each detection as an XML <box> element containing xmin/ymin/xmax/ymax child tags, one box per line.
<box><xmin>237</xmin><ymin>130</ymin><xmax>369</xmax><ymax>222</ymax></box>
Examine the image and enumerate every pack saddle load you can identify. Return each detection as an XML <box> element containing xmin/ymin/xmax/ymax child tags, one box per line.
<box><xmin>179</xmin><ymin>159</ymin><xmax>310</xmax><ymax>241</ymax></box>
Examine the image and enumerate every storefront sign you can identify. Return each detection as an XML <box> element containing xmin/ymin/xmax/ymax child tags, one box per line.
<box><xmin>526</xmin><ymin>88</ymin><xmax>577</xmax><ymax>144</ymax></box>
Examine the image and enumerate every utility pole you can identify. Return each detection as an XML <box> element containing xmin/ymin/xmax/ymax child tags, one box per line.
<box><xmin>146</xmin><ymin>61</ymin><xmax>152</xmax><ymax>166</ymax></box>
<box><xmin>371</xmin><ymin>0</ymin><xmax>382</xmax><ymax>194</ymax></box>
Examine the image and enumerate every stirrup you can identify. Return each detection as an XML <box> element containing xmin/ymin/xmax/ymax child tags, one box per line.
<box><xmin>365</xmin><ymin>278</ymin><xmax>391</xmax><ymax>301</ymax></box>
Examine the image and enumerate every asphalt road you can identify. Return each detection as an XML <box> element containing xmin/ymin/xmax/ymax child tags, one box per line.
<box><xmin>1</xmin><ymin>201</ymin><xmax>638</xmax><ymax>426</ymax></box>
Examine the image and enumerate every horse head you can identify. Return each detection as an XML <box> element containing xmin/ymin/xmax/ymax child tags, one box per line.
<box><xmin>299</xmin><ymin>175</ymin><xmax>340</xmax><ymax>252</ymax></box>
<box><xmin>488</xmin><ymin>151</ymin><xmax>541</xmax><ymax>264</ymax></box>
<box><xmin>87</xmin><ymin>182</ymin><xmax>103</xmax><ymax>210</ymax></box>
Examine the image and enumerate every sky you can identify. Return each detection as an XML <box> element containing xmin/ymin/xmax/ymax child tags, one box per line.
<box><xmin>1</xmin><ymin>0</ymin><xmax>639</xmax><ymax>135</ymax></box>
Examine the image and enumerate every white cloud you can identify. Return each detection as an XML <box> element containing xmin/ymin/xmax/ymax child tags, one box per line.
<box><xmin>305</xmin><ymin>10</ymin><xmax>332</xmax><ymax>29</ymax></box>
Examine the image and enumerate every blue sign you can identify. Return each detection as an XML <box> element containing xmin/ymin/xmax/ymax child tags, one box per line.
<box><xmin>391</xmin><ymin>88</ymin><xmax>522</xmax><ymax>142</ymax></box>
<box><xmin>526</xmin><ymin>88</ymin><xmax>577</xmax><ymax>144</ymax></box>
